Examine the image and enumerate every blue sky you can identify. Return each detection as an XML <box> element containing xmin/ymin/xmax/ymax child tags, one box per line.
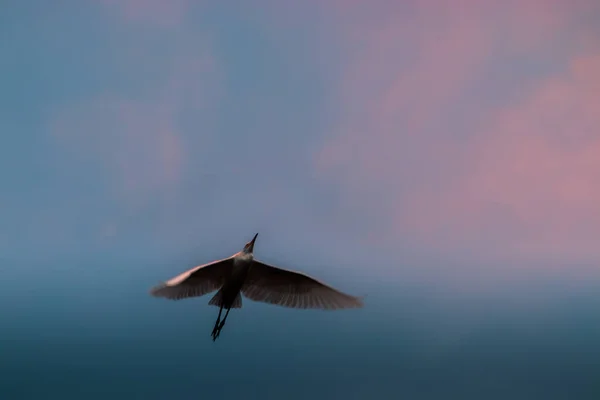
<box><xmin>1</xmin><ymin>1</ymin><xmax>600</xmax><ymax>398</ymax></box>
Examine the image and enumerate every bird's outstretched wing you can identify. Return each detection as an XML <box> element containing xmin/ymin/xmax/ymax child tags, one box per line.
<box><xmin>149</xmin><ymin>258</ymin><xmax>234</xmax><ymax>300</ymax></box>
<box><xmin>241</xmin><ymin>260</ymin><xmax>363</xmax><ymax>310</ymax></box>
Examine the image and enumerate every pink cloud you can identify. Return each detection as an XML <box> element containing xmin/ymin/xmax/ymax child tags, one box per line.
<box><xmin>400</xmin><ymin>54</ymin><xmax>600</xmax><ymax>258</ymax></box>
<box><xmin>52</xmin><ymin>97</ymin><xmax>182</xmax><ymax>210</ymax></box>
<box><xmin>50</xmin><ymin>49</ymin><xmax>219</xmax><ymax>218</ymax></box>
<box><xmin>100</xmin><ymin>0</ymin><xmax>190</xmax><ymax>27</ymax></box>
<box><xmin>317</xmin><ymin>1</ymin><xmax>600</xmax><ymax>262</ymax></box>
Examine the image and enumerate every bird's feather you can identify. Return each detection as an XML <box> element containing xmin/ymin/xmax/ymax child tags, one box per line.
<box><xmin>208</xmin><ymin>289</ymin><xmax>243</xmax><ymax>308</ymax></box>
<box><xmin>149</xmin><ymin>257</ymin><xmax>234</xmax><ymax>300</ymax></box>
<box><xmin>241</xmin><ymin>260</ymin><xmax>363</xmax><ymax>310</ymax></box>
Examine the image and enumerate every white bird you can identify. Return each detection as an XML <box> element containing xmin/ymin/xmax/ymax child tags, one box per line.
<box><xmin>149</xmin><ymin>233</ymin><xmax>364</xmax><ymax>340</ymax></box>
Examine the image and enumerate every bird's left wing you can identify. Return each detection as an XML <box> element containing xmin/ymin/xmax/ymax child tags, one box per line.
<box><xmin>241</xmin><ymin>260</ymin><xmax>363</xmax><ymax>310</ymax></box>
<box><xmin>149</xmin><ymin>257</ymin><xmax>234</xmax><ymax>300</ymax></box>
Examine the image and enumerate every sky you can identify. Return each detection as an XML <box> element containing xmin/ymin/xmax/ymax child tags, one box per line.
<box><xmin>1</xmin><ymin>1</ymin><xmax>600</xmax><ymax>398</ymax></box>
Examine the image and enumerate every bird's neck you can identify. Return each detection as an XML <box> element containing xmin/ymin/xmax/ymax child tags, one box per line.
<box><xmin>236</xmin><ymin>252</ymin><xmax>254</xmax><ymax>262</ymax></box>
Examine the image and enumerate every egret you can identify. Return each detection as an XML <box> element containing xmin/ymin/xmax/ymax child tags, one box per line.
<box><xmin>150</xmin><ymin>233</ymin><xmax>363</xmax><ymax>340</ymax></box>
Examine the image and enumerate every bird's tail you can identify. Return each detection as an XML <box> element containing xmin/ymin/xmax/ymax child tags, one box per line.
<box><xmin>208</xmin><ymin>289</ymin><xmax>243</xmax><ymax>309</ymax></box>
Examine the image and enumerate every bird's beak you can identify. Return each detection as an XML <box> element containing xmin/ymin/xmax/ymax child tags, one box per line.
<box><xmin>248</xmin><ymin>233</ymin><xmax>258</xmax><ymax>252</ymax></box>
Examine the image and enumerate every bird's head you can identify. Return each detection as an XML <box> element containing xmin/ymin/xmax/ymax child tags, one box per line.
<box><xmin>242</xmin><ymin>233</ymin><xmax>258</xmax><ymax>254</ymax></box>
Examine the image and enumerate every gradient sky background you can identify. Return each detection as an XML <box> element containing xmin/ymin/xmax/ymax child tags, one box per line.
<box><xmin>1</xmin><ymin>1</ymin><xmax>600</xmax><ymax>398</ymax></box>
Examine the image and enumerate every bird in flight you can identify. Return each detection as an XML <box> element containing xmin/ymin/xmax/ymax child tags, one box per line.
<box><xmin>149</xmin><ymin>233</ymin><xmax>364</xmax><ymax>341</ymax></box>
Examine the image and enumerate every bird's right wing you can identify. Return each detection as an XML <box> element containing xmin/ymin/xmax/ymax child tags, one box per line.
<box><xmin>149</xmin><ymin>257</ymin><xmax>234</xmax><ymax>300</ymax></box>
<box><xmin>241</xmin><ymin>260</ymin><xmax>364</xmax><ymax>310</ymax></box>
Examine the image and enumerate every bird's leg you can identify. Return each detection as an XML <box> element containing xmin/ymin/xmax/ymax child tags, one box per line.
<box><xmin>218</xmin><ymin>308</ymin><xmax>230</xmax><ymax>330</ymax></box>
<box><xmin>211</xmin><ymin>306</ymin><xmax>223</xmax><ymax>340</ymax></box>
<box><xmin>212</xmin><ymin>308</ymin><xmax>230</xmax><ymax>341</ymax></box>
